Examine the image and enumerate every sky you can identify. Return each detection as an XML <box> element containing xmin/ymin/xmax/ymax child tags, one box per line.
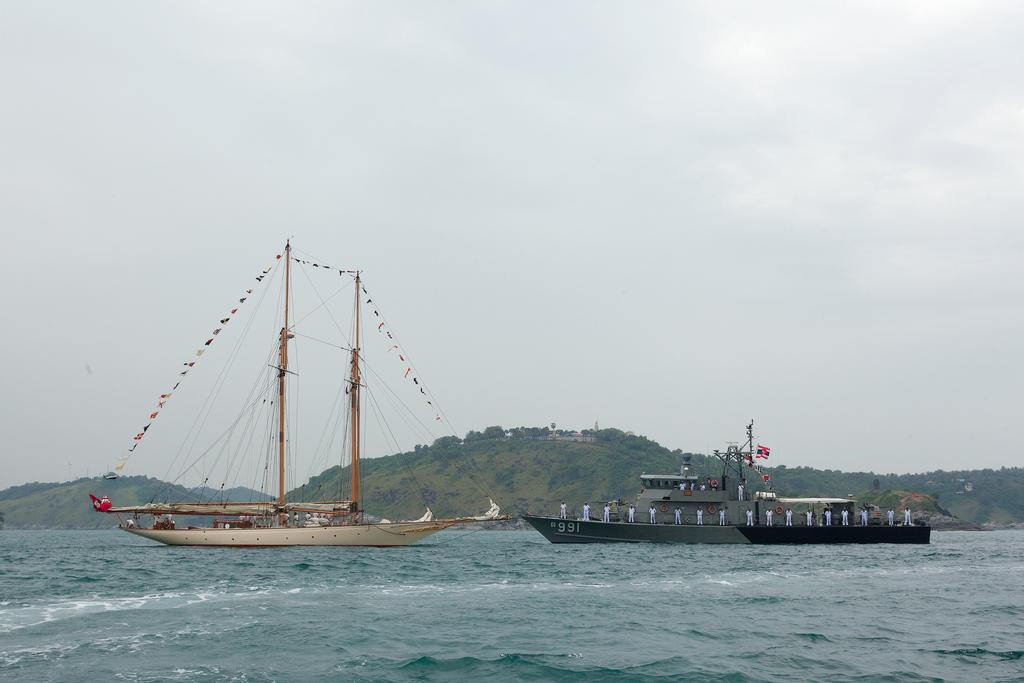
<box><xmin>1</xmin><ymin>1</ymin><xmax>1022</xmax><ymax>489</ymax></box>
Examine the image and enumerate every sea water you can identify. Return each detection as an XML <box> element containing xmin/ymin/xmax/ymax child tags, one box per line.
<box><xmin>1</xmin><ymin>528</ymin><xmax>1022</xmax><ymax>682</ymax></box>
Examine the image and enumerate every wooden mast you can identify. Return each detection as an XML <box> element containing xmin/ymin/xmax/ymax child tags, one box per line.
<box><xmin>349</xmin><ymin>272</ymin><xmax>362</xmax><ymax>518</ymax></box>
<box><xmin>277</xmin><ymin>241</ymin><xmax>292</xmax><ymax>515</ymax></box>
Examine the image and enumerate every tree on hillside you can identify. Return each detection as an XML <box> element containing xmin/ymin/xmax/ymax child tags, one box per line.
<box><xmin>481</xmin><ymin>425</ymin><xmax>506</xmax><ymax>440</ymax></box>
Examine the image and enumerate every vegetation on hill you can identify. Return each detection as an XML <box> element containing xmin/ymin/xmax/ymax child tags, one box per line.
<box><xmin>2</xmin><ymin>426</ymin><xmax>1021</xmax><ymax>528</ymax></box>
<box><xmin>0</xmin><ymin>477</ymin><xmax>266</xmax><ymax>529</ymax></box>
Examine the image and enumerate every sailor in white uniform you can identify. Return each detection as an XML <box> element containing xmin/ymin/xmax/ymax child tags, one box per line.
<box><xmin>679</xmin><ymin>481</ymin><xmax>685</xmax><ymax>491</ymax></box>
<box><xmin>649</xmin><ymin>505</ymin><xmax>657</xmax><ymax>523</ymax></box>
<box><xmin>841</xmin><ymin>509</ymin><xmax>849</xmax><ymax>526</ymax></box>
<box><xmin>602</xmin><ymin>504</ymin><xmax>610</xmax><ymax>522</ymax></box>
<box><xmin>737</xmin><ymin>484</ymin><xmax>745</xmax><ymax>501</ymax></box>
<box><xmin>860</xmin><ymin>509</ymin><xmax>868</xmax><ymax>526</ymax></box>
<box><xmin>904</xmin><ymin>508</ymin><xmax>912</xmax><ymax>525</ymax></box>
<box><xmin>582</xmin><ymin>503</ymin><xmax>590</xmax><ymax>520</ymax></box>
<box><xmin>559</xmin><ymin>502</ymin><xmax>567</xmax><ymax>519</ymax></box>
<box><xmin>745</xmin><ymin>509</ymin><xmax>754</xmax><ymax>526</ymax></box>
<box><xmin>674</xmin><ymin>508</ymin><xmax>682</xmax><ymax>525</ymax></box>
<box><xmin>785</xmin><ymin>508</ymin><xmax>793</xmax><ymax>526</ymax></box>
<box><xmin>824</xmin><ymin>509</ymin><xmax>832</xmax><ymax>526</ymax></box>
<box><xmin>887</xmin><ymin>509</ymin><xmax>895</xmax><ymax>526</ymax></box>
<box><xmin>627</xmin><ymin>504</ymin><xmax>636</xmax><ymax>523</ymax></box>
<box><xmin>805</xmin><ymin>510</ymin><xmax>813</xmax><ymax>526</ymax></box>
<box><xmin>719</xmin><ymin>508</ymin><xmax>726</xmax><ymax>525</ymax></box>
<box><xmin>696</xmin><ymin>508</ymin><xmax>703</xmax><ymax>525</ymax></box>
<box><xmin>765</xmin><ymin>509</ymin><xmax>774</xmax><ymax>526</ymax></box>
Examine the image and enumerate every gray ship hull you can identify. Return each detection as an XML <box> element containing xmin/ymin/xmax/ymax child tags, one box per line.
<box><xmin>523</xmin><ymin>515</ymin><xmax>931</xmax><ymax>544</ymax></box>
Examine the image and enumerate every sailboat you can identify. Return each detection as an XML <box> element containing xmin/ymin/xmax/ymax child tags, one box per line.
<box><xmin>92</xmin><ymin>241</ymin><xmax>503</xmax><ymax>546</ymax></box>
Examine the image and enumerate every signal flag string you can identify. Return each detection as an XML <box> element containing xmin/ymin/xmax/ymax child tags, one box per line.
<box><xmin>113</xmin><ymin>253</ymin><xmax>282</xmax><ymax>474</ymax></box>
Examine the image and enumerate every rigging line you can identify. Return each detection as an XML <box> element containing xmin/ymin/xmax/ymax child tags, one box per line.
<box><xmin>297</xmin><ymin>261</ymin><xmax>353</xmax><ymax>347</ymax></box>
<box><xmin>156</xmin><ymin>259</ymin><xmax>282</xmax><ymax>498</ymax></box>
<box><xmin>358</xmin><ymin>276</ymin><xmax>457</xmax><ymax>432</ymax></box>
<box><xmin>365</xmin><ymin>386</ymin><xmax>431</xmax><ymax>510</ymax></box>
<box><xmin>290</xmin><ymin>332</ymin><xmax>351</xmax><ymax>351</ymax></box>
<box><xmin>200</xmin><ymin>374</ymin><xmax>270</xmax><ymax>492</ymax></box>
<box><xmin>355</xmin><ymin>277</ymin><xmax>502</xmax><ymax>505</ymax></box>
<box><xmin>360</xmin><ymin>359</ymin><xmax>438</xmax><ymax>444</ymax></box>
<box><xmin>336</xmin><ymin>397</ymin><xmax>352</xmax><ymax>503</ymax></box>
<box><xmin>295</xmin><ymin>264</ymin><xmax>436</xmax><ymax>444</ymax></box>
<box><xmin>160</xmin><ymin>381</ymin><xmax>278</xmax><ymax>489</ymax></box>
<box><xmin>289</xmin><ymin>279</ymin><xmax>353</xmax><ymax>331</ymax></box>
<box><xmin>255</xmin><ymin>400</ymin><xmax>276</xmax><ymax>499</ymax></box>
<box><xmin>288</xmin><ymin>335</ymin><xmax>301</xmax><ymax>502</ymax></box>
<box><xmin>222</xmin><ymin>377</ymin><xmax>275</xmax><ymax>493</ymax></box>
<box><xmin>303</xmin><ymin>378</ymin><xmax>348</xmax><ymax>487</ymax></box>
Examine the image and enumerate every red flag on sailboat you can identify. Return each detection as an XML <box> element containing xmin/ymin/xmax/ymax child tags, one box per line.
<box><xmin>89</xmin><ymin>494</ymin><xmax>112</xmax><ymax>512</ymax></box>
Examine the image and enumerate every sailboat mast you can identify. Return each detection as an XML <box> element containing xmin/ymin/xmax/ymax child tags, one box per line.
<box><xmin>278</xmin><ymin>241</ymin><xmax>292</xmax><ymax>510</ymax></box>
<box><xmin>349</xmin><ymin>272</ymin><xmax>362</xmax><ymax>517</ymax></box>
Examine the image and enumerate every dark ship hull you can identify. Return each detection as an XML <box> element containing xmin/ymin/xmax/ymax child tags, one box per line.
<box><xmin>523</xmin><ymin>515</ymin><xmax>931</xmax><ymax>544</ymax></box>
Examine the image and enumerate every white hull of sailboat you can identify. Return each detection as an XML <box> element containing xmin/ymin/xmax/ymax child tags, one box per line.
<box><xmin>123</xmin><ymin>521</ymin><xmax>454</xmax><ymax>547</ymax></box>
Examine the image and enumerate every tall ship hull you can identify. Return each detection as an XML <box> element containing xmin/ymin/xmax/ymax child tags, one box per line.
<box><xmin>125</xmin><ymin>521</ymin><xmax>453</xmax><ymax>547</ymax></box>
<box><xmin>523</xmin><ymin>515</ymin><xmax>930</xmax><ymax>544</ymax></box>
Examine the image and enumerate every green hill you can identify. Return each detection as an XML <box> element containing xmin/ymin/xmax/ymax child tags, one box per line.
<box><xmin>2</xmin><ymin>427</ymin><xmax>1022</xmax><ymax>528</ymax></box>
<box><xmin>0</xmin><ymin>476</ymin><xmax>266</xmax><ymax>529</ymax></box>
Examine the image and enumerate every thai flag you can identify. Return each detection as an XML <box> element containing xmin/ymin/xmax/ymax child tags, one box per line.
<box><xmin>756</xmin><ymin>444</ymin><xmax>770</xmax><ymax>459</ymax></box>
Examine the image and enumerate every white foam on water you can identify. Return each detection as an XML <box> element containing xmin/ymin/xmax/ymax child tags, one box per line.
<box><xmin>0</xmin><ymin>586</ymin><xmax>283</xmax><ymax>634</ymax></box>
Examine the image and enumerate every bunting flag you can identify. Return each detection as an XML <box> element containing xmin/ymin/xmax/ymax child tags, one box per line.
<box><xmin>378</xmin><ymin>322</ymin><xmax>385</xmax><ymax>331</ymax></box>
<box><xmin>756</xmin><ymin>444</ymin><xmax>771</xmax><ymax>459</ymax></box>
<box><xmin>114</xmin><ymin>252</ymin><xmax>282</xmax><ymax>473</ymax></box>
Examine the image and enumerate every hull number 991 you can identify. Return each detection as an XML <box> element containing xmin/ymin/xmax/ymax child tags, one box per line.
<box><xmin>551</xmin><ymin>522</ymin><xmax>578</xmax><ymax>533</ymax></box>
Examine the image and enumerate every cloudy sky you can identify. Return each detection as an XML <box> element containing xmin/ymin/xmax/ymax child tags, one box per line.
<box><xmin>1</xmin><ymin>2</ymin><xmax>1022</xmax><ymax>489</ymax></box>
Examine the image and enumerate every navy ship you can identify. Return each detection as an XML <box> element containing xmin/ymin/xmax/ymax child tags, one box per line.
<box><xmin>523</xmin><ymin>422</ymin><xmax>930</xmax><ymax>544</ymax></box>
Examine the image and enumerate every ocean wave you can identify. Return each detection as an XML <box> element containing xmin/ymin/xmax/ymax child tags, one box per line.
<box><xmin>932</xmin><ymin>647</ymin><xmax>1024</xmax><ymax>661</ymax></box>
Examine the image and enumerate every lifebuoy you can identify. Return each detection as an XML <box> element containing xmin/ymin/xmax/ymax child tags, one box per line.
<box><xmin>775</xmin><ymin>505</ymin><xmax>784</xmax><ymax>515</ymax></box>
<box><xmin>659</xmin><ymin>503</ymin><xmax>668</xmax><ymax>513</ymax></box>
<box><xmin>706</xmin><ymin>504</ymin><xmax>717</xmax><ymax>514</ymax></box>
